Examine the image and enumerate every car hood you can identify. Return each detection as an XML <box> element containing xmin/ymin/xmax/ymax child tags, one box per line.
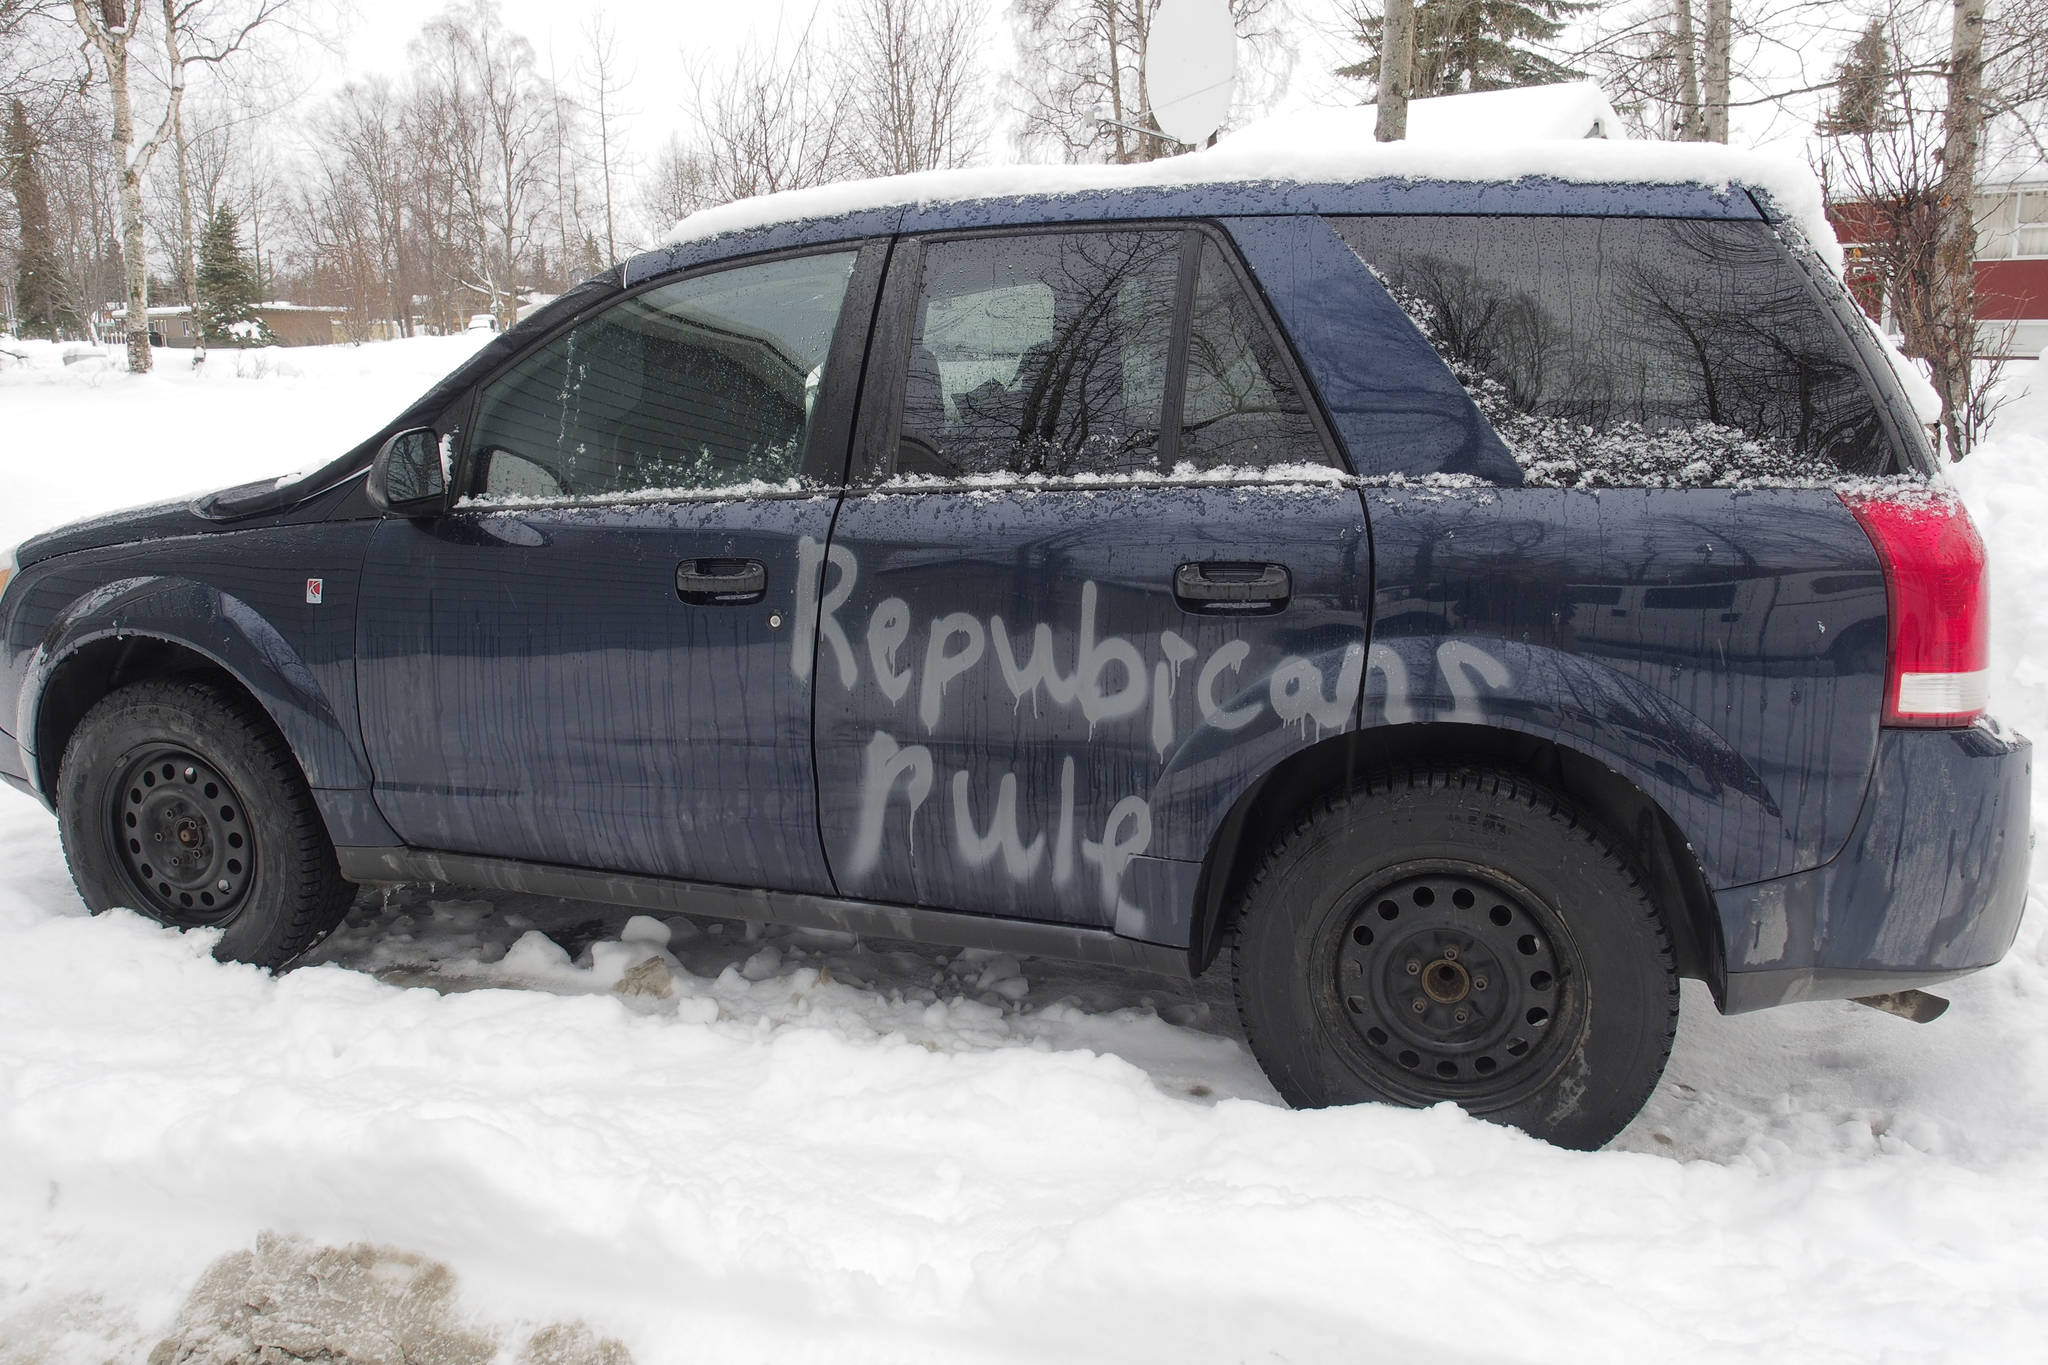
<box><xmin>12</xmin><ymin>497</ymin><xmax>222</xmax><ymax>568</ymax></box>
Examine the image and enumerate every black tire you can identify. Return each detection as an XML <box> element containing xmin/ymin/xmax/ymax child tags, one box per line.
<box><xmin>57</xmin><ymin>678</ymin><xmax>356</xmax><ymax>969</ymax></box>
<box><xmin>1230</xmin><ymin>767</ymin><xmax>1678</xmax><ymax>1150</ymax></box>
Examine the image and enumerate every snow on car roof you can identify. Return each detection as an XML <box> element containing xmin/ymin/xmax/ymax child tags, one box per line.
<box><xmin>664</xmin><ymin>123</ymin><xmax>1840</xmax><ymax>271</ymax></box>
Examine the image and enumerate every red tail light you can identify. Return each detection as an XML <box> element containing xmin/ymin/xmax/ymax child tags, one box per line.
<box><xmin>1840</xmin><ymin>490</ymin><xmax>1989</xmax><ymax>727</ymax></box>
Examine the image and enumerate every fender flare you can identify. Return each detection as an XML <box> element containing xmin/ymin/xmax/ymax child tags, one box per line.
<box><xmin>21</xmin><ymin>575</ymin><xmax>370</xmax><ymax>798</ymax></box>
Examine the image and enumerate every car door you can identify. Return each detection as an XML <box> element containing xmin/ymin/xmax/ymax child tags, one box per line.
<box><xmin>811</xmin><ymin>224</ymin><xmax>1371</xmax><ymax>942</ymax></box>
<box><xmin>355</xmin><ymin>244</ymin><xmax>883</xmax><ymax>893</ymax></box>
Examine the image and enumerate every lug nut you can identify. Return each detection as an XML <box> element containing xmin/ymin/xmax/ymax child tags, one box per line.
<box><xmin>1405</xmin><ymin>960</ymin><xmax>1420</xmax><ymax>975</ymax></box>
<box><xmin>1412</xmin><ymin>998</ymin><xmax>1426</xmax><ymax>1013</ymax></box>
<box><xmin>1443</xmin><ymin>946</ymin><xmax>1459</xmax><ymax>961</ymax></box>
<box><xmin>1474</xmin><ymin>976</ymin><xmax>1489</xmax><ymax>990</ymax></box>
<box><xmin>216</xmin><ymin>879</ymin><xmax>230</xmax><ymax>892</ymax></box>
<box><xmin>1454</xmin><ymin>1009</ymin><xmax>1469</xmax><ymax>1023</ymax></box>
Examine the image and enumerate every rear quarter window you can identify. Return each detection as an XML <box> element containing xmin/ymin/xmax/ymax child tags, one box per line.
<box><xmin>1329</xmin><ymin>215</ymin><xmax>1921</xmax><ymax>485</ymax></box>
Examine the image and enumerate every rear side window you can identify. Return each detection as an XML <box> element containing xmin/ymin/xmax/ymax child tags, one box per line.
<box><xmin>1329</xmin><ymin>215</ymin><xmax>1903</xmax><ymax>482</ymax></box>
<box><xmin>467</xmin><ymin>250</ymin><xmax>856</xmax><ymax>502</ymax></box>
<box><xmin>900</xmin><ymin>232</ymin><xmax>1180</xmax><ymax>479</ymax></box>
<box><xmin>888</xmin><ymin>228</ymin><xmax>1333</xmax><ymax>482</ymax></box>
<box><xmin>1181</xmin><ymin>239</ymin><xmax>1327</xmax><ymax>470</ymax></box>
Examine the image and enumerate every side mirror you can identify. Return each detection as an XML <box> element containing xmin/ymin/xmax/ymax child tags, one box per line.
<box><xmin>366</xmin><ymin>427</ymin><xmax>453</xmax><ymax>518</ymax></box>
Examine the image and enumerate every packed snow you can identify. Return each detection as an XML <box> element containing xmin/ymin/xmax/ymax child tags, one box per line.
<box><xmin>4</xmin><ymin>335</ymin><xmax>2048</xmax><ymax>1361</ymax></box>
<box><xmin>1224</xmin><ymin>81</ymin><xmax>1629</xmax><ymax>150</ymax></box>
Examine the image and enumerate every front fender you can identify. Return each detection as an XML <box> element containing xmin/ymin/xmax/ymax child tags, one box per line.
<box><xmin>22</xmin><ymin>575</ymin><xmax>370</xmax><ymax>797</ymax></box>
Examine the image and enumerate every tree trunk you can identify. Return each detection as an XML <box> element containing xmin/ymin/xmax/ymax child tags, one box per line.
<box><xmin>598</xmin><ymin>94</ymin><xmax>616</xmax><ymax>264</ymax></box>
<box><xmin>1702</xmin><ymin>0</ymin><xmax>1730</xmax><ymax>142</ymax></box>
<box><xmin>1935</xmin><ymin>0</ymin><xmax>1987</xmax><ymax>457</ymax></box>
<box><xmin>104</xmin><ymin>25</ymin><xmax>151</xmax><ymax>373</ymax></box>
<box><xmin>1105</xmin><ymin>0</ymin><xmax>1128</xmax><ymax>162</ymax></box>
<box><xmin>1674</xmin><ymin>0</ymin><xmax>1703</xmax><ymax>140</ymax></box>
<box><xmin>163</xmin><ymin>0</ymin><xmax>195</xmax><ymax>310</ymax></box>
<box><xmin>1377</xmin><ymin>0</ymin><xmax>1414</xmax><ymax>141</ymax></box>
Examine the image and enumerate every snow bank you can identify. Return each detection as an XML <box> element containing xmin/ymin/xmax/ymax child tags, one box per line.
<box><xmin>665</xmin><ymin>136</ymin><xmax>1841</xmax><ymax>275</ymax></box>
<box><xmin>1225</xmin><ymin>81</ymin><xmax>1627</xmax><ymax>151</ymax></box>
<box><xmin>0</xmin><ymin>335</ymin><xmax>490</xmax><ymax>552</ymax></box>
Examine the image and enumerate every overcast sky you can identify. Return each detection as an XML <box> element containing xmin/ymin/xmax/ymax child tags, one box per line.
<box><xmin>277</xmin><ymin>0</ymin><xmax>1891</xmax><ymax>190</ymax></box>
<box><xmin>312</xmin><ymin>0</ymin><xmax>1364</xmax><ymax>173</ymax></box>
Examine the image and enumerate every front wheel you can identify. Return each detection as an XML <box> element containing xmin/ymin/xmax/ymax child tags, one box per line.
<box><xmin>57</xmin><ymin>678</ymin><xmax>357</xmax><ymax>969</ymax></box>
<box><xmin>1230</xmin><ymin>767</ymin><xmax>1678</xmax><ymax>1150</ymax></box>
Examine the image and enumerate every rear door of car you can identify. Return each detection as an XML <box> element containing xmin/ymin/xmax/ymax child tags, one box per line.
<box><xmin>354</xmin><ymin>243</ymin><xmax>884</xmax><ymax>892</ymax></box>
<box><xmin>810</xmin><ymin>223</ymin><xmax>1371</xmax><ymax>940</ymax></box>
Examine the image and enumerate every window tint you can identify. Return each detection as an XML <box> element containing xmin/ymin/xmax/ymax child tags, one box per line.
<box><xmin>469</xmin><ymin>251</ymin><xmax>856</xmax><ymax>501</ymax></box>
<box><xmin>1181</xmin><ymin>239</ymin><xmax>1326</xmax><ymax>470</ymax></box>
<box><xmin>898</xmin><ymin>231</ymin><xmax>1180</xmax><ymax>478</ymax></box>
<box><xmin>1330</xmin><ymin>216</ymin><xmax>1899</xmax><ymax>480</ymax></box>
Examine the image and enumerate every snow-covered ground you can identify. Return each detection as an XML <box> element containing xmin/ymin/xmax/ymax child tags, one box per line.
<box><xmin>4</xmin><ymin>336</ymin><xmax>2048</xmax><ymax>1362</ymax></box>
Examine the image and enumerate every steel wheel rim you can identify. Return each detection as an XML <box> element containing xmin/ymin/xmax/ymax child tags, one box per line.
<box><xmin>105</xmin><ymin>745</ymin><xmax>254</xmax><ymax>927</ymax></box>
<box><xmin>1319</xmin><ymin>860</ymin><xmax>1584</xmax><ymax>1109</ymax></box>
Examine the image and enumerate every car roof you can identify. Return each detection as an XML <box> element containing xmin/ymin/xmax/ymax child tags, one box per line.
<box><xmin>621</xmin><ymin>139</ymin><xmax>1817</xmax><ymax>289</ymax></box>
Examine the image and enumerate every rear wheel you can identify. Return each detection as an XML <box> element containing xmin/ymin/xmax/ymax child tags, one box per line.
<box><xmin>57</xmin><ymin>678</ymin><xmax>356</xmax><ymax>968</ymax></box>
<box><xmin>1230</xmin><ymin>767</ymin><xmax>1678</xmax><ymax>1150</ymax></box>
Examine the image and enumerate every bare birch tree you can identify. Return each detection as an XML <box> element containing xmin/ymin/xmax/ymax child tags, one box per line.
<box><xmin>581</xmin><ymin>11</ymin><xmax>630</xmax><ymax>265</ymax></box>
<box><xmin>689</xmin><ymin>21</ymin><xmax>848</xmax><ymax>200</ymax></box>
<box><xmin>1012</xmin><ymin>0</ymin><xmax>1287</xmax><ymax>163</ymax></box>
<box><xmin>66</xmin><ymin>0</ymin><xmax>285</xmax><ymax>369</ymax></box>
<box><xmin>844</xmin><ymin>0</ymin><xmax>988</xmax><ymax>175</ymax></box>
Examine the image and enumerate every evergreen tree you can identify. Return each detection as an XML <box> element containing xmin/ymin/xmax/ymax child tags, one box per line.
<box><xmin>4</xmin><ymin>98</ymin><xmax>75</xmax><ymax>339</ymax></box>
<box><xmin>1339</xmin><ymin>0</ymin><xmax>1589</xmax><ymax>99</ymax></box>
<box><xmin>195</xmin><ymin>206</ymin><xmax>270</xmax><ymax>345</ymax></box>
<box><xmin>1822</xmin><ymin>20</ymin><xmax>1892</xmax><ymax>136</ymax></box>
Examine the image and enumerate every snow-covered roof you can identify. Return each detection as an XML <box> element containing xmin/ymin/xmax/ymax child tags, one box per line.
<box><xmin>1226</xmin><ymin>82</ymin><xmax>1625</xmax><ymax>153</ymax></box>
<box><xmin>111</xmin><ymin>301</ymin><xmax>344</xmax><ymax>320</ymax></box>
<box><xmin>662</xmin><ymin>118</ymin><xmax>1839</xmax><ymax>272</ymax></box>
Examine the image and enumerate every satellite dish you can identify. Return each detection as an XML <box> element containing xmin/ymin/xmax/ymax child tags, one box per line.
<box><xmin>1146</xmin><ymin>0</ymin><xmax>1237</xmax><ymax>146</ymax></box>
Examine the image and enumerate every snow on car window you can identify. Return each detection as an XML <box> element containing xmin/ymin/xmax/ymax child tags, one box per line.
<box><xmin>1332</xmin><ymin>216</ymin><xmax>1904</xmax><ymax>488</ymax></box>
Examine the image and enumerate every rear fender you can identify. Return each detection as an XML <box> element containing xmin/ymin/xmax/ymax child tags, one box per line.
<box><xmin>1360</xmin><ymin>633</ymin><xmax>1778</xmax><ymax>846</ymax></box>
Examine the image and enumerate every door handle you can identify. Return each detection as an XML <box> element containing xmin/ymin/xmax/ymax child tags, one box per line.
<box><xmin>676</xmin><ymin>557</ymin><xmax>767</xmax><ymax>605</ymax></box>
<box><xmin>1173</xmin><ymin>561</ymin><xmax>1292</xmax><ymax>613</ymax></box>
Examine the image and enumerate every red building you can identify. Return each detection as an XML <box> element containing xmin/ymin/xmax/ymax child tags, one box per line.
<box><xmin>1831</xmin><ymin>178</ymin><xmax>2048</xmax><ymax>359</ymax></box>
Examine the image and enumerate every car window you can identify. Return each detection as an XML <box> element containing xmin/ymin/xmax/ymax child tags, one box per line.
<box><xmin>1329</xmin><ymin>215</ymin><xmax>1899</xmax><ymax>478</ymax></box>
<box><xmin>897</xmin><ymin>231</ymin><xmax>1180</xmax><ymax>479</ymax></box>
<box><xmin>467</xmin><ymin>251</ymin><xmax>857</xmax><ymax>501</ymax></box>
<box><xmin>1180</xmin><ymin>238</ymin><xmax>1328</xmax><ymax>471</ymax></box>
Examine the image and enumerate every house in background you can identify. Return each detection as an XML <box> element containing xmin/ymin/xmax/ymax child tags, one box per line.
<box><xmin>1967</xmin><ymin>178</ymin><xmax>2048</xmax><ymax>357</ymax></box>
<box><xmin>1832</xmin><ymin>174</ymin><xmax>2048</xmax><ymax>359</ymax></box>
<box><xmin>103</xmin><ymin>301</ymin><xmax>346</xmax><ymax>348</ymax></box>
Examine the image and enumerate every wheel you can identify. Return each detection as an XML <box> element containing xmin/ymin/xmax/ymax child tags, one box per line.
<box><xmin>57</xmin><ymin>678</ymin><xmax>357</xmax><ymax>969</ymax></box>
<box><xmin>1230</xmin><ymin>767</ymin><xmax>1678</xmax><ymax>1150</ymax></box>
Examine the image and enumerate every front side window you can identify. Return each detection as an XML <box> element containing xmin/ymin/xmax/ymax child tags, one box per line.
<box><xmin>1331</xmin><ymin>215</ymin><xmax>1899</xmax><ymax>481</ymax></box>
<box><xmin>468</xmin><ymin>251</ymin><xmax>857</xmax><ymax>502</ymax></box>
<box><xmin>898</xmin><ymin>231</ymin><xmax>1181</xmax><ymax>478</ymax></box>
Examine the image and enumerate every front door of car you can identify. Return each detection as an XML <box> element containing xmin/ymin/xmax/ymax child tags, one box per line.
<box><xmin>812</xmin><ymin>225</ymin><xmax>1371</xmax><ymax>939</ymax></box>
<box><xmin>355</xmin><ymin>244</ymin><xmax>883</xmax><ymax>892</ymax></box>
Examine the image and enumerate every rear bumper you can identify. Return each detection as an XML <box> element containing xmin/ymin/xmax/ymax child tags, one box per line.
<box><xmin>1716</xmin><ymin>721</ymin><xmax>2031</xmax><ymax>1013</ymax></box>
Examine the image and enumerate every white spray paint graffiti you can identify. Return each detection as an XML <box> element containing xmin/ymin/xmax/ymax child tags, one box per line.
<box><xmin>797</xmin><ymin>537</ymin><xmax>1510</xmax><ymax>917</ymax></box>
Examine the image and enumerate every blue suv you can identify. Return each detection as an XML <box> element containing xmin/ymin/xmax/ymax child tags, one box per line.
<box><xmin>0</xmin><ymin>170</ymin><xmax>2029</xmax><ymax>1148</ymax></box>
